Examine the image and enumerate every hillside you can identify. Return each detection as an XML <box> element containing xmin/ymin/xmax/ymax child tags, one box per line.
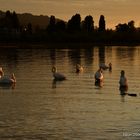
<box><xmin>0</xmin><ymin>10</ymin><xmax>62</xmax><ymax>29</ymax></box>
<box><xmin>17</xmin><ymin>13</ymin><xmax>50</xmax><ymax>29</ymax></box>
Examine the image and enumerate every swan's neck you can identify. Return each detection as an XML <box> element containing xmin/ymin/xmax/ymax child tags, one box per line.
<box><xmin>11</xmin><ymin>74</ymin><xmax>16</xmax><ymax>83</ymax></box>
<box><xmin>52</xmin><ymin>67</ymin><xmax>57</xmax><ymax>73</ymax></box>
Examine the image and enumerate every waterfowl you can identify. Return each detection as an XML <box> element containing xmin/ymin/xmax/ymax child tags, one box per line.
<box><xmin>0</xmin><ymin>73</ymin><xmax>16</xmax><ymax>85</ymax></box>
<box><xmin>119</xmin><ymin>70</ymin><xmax>128</xmax><ymax>95</ymax></box>
<box><xmin>76</xmin><ymin>64</ymin><xmax>83</xmax><ymax>73</ymax></box>
<box><xmin>99</xmin><ymin>63</ymin><xmax>112</xmax><ymax>71</ymax></box>
<box><xmin>0</xmin><ymin>67</ymin><xmax>4</xmax><ymax>78</ymax></box>
<box><xmin>95</xmin><ymin>68</ymin><xmax>104</xmax><ymax>83</ymax></box>
<box><xmin>52</xmin><ymin>66</ymin><xmax>66</xmax><ymax>81</ymax></box>
<box><xmin>119</xmin><ymin>70</ymin><xmax>128</xmax><ymax>87</ymax></box>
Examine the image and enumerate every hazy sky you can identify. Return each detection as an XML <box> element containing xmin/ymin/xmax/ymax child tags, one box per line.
<box><xmin>0</xmin><ymin>0</ymin><xmax>140</xmax><ymax>28</ymax></box>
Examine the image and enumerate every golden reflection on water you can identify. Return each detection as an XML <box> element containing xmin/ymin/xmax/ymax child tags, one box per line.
<box><xmin>0</xmin><ymin>45</ymin><xmax>140</xmax><ymax>139</ymax></box>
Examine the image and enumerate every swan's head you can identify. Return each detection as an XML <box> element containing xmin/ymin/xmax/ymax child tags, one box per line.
<box><xmin>52</xmin><ymin>66</ymin><xmax>57</xmax><ymax>73</ymax></box>
<box><xmin>121</xmin><ymin>70</ymin><xmax>125</xmax><ymax>76</ymax></box>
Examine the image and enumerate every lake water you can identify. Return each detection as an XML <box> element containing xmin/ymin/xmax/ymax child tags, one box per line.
<box><xmin>0</xmin><ymin>44</ymin><xmax>140</xmax><ymax>140</ymax></box>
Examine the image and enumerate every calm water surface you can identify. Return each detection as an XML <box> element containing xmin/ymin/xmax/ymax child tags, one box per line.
<box><xmin>0</xmin><ymin>44</ymin><xmax>140</xmax><ymax>140</ymax></box>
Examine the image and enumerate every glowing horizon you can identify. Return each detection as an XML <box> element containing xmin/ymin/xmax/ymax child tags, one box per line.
<box><xmin>0</xmin><ymin>0</ymin><xmax>140</xmax><ymax>29</ymax></box>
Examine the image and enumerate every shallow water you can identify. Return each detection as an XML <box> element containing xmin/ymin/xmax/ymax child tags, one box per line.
<box><xmin>0</xmin><ymin>44</ymin><xmax>140</xmax><ymax>140</ymax></box>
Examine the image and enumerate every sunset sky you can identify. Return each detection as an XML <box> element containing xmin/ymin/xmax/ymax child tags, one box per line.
<box><xmin>0</xmin><ymin>0</ymin><xmax>140</xmax><ymax>29</ymax></box>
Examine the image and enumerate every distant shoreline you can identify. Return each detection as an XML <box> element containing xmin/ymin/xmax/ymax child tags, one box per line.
<box><xmin>1</xmin><ymin>10</ymin><xmax>140</xmax><ymax>49</ymax></box>
<box><xmin>0</xmin><ymin>41</ymin><xmax>139</xmax><ymax>49</ymax></box>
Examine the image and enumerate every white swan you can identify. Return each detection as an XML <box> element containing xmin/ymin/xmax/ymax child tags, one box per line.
<box><xmin>52</xmin><ymin>66</ymin><xmax>66</xmax><ymax>81</ymax></box>
<box><xmin>76</xmin><ymin>64</ymin><xmax>84</xmax><ymax>73</ymax></box>
<box><xmin>119</xmin><ymin>70</ymin><xmax>128</xmax><ymax>87</ymax></box>
<box><xmin>95</xmin><ymin>68</ymin><xmax>104</xmax><ymax>82</ymax></box>
<box><xmin>94</xmin><ymin>68</ymin><xmax>104</xmax><ymax>87</ymax></box>
<box><xmin>0</xmin><ymin>73</ymin><xmax>16</xmax><ymax>85</ymax></box>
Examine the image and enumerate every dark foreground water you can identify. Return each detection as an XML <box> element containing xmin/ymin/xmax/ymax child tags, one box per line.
<box><xmin>0</xmin><ymin>44</ymin><xmax>140</xmax><ymax>140</ymax></box>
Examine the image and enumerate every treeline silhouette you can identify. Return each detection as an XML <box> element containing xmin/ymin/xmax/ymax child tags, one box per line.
<box><xmin>0</xmin><ymin>10</ymin><xmax>140</xmax><ymax>44</ymax></box>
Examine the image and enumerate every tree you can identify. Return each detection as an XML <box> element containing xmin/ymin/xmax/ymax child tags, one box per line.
<box><xmin>116</xmin><ymin>20</ymin><xmax>136</xmax><ymax>33</ymax></box>
<box><xmin>5</xmin><ymin>10</ymin><xmax>13</xmax><ymax>30</ymax></box>
<box><xmin>67</xmin><ymin>13</ymin><xmax>81</xmax><ymax>31</ymax></box>
<box><xmin>12</xmin><ymin>11</ymin><xmax>20</xmax><ymax>31</ymax></box>
<box><xmin>2</xmin><ymin>10</ymin><xmax>20</xmax><ymax>31</ymax></box>
<box><xmin>47</xmin><ymin>15</ymin><xmax>56</xmax><ymax>32</ymax></box>
<box><xmin>50</xmin><ymin>15</ymin><xmax>55</xmax><ymax>26</ymax></box>
<box><xmin>128</xmin><ymin>20</ymin><xmax>136</xmax><ymax>32</ymax></box>
<box><xmin>27</xmin><ymin>23</ymin><xmax>32</xmax><ymax>34</ymax></box>
<box><xmin>55</xmin><ymin>20</ymin><xmax>66</xmax><ymax>31</ymax></box>
<box><xmin>83</xmin><ymin>15</ymin><xmax>94</xmax><ymax>32</ymax></box>
<box><xmin>5</xmin><ymin>10</ymin><xmax>11</xmax><ymax>18</ymax></box>
<box><xmin>116</xmin><ymin>23</ymin><xmax>129</xmax><ymax>32</ymax></box>
<box><xmin>98</xmin><ymin>15</ymin><xmax>106</xmax><ymax>32</ymax></box>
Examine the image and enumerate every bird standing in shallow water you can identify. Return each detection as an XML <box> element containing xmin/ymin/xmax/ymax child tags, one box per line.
<box><xmin>52</xmin><ymin>66</ymin><xmax>66</xmax><ymax>81</ymax></box>
<box><xmin>119</xmin><ymin>70</ymin><xmax>128</xmax><ymax>95</ymax></box>
<box><xmin>99</xmin><ymin>63</ymin><xmax>112</xmax><ymax>71</ymax></box>
<box><xmin>0</xmin><ymin>73</ymin><xmax>16</xmax><ymax>84</ymax></box>
<box><xmin>76</xmin><ymin>64</ymin><xmax>83</xmax><ymax>73</ymax></box>
<box><xmin>94</xmin><ymin>68</ymin><xmax>104</xmax><ymax>87</ymax></box>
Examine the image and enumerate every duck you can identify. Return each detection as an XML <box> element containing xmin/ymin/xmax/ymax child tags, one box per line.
<box><xmin>52</xmin><ymin>66</ymin><xmax>66</xmax><ymax>81</ymax></box>
<box><xmin>0</xmin><ymin>73</ymin><xmax>16</xmax><ymax>85</ymax></box>
<box><xmin>76</xmin><ymin>64</ymin><xmax>84</xmax><ymax>73</ymax></box>
<box><xmin>99</xmin><ymin>63</ymin><xmax>112</xmax><ymax>71</ymax></box>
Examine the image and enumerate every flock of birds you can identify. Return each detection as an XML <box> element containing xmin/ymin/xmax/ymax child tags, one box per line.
<box><xmin>52</xmin><ymin>63</ymin><xmax>112</xmax><ymax>81</ymax></box>
<box><xmin>0</xmin><ymin>63</ymin><xmax>111</xmax><ymax>85</ymax></box>
<box><xmin>51</xmin><ymin>63</ymin><xmax>138</xmax><ymax>97</ymax></box>
<box><xmin>52</xmin><ymin>64</ymin><xmax>85</xmax><ymax>81</ymax></box>
<box><xmin>0</xmin><ymin>64</ymin><xmax>138</xmax><ymax>96</ymax></box>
